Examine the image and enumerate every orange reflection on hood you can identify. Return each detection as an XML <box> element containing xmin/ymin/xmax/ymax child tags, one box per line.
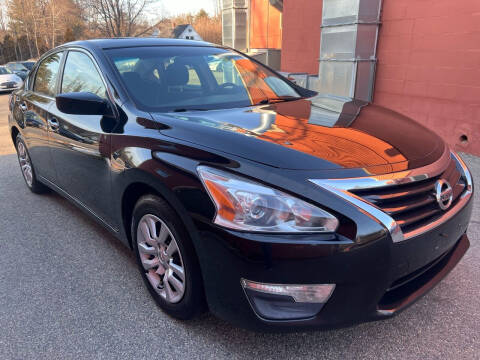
<box><xmin>257</xmin><ymin>113</ymin><xmax>408</xmax><ymax>174</ymax></box>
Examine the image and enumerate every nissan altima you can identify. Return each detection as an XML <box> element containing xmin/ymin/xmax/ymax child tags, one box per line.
<box><xmin>8</xmin><ymin>38</ymin><xmax>473</xmax><ymax>331</ymax></box>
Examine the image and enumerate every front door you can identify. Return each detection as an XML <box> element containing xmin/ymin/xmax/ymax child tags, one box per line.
<box><xmin>48</xmin><ymin>50</ymin><xmax>115</xmax><ymax>228</ymax></box>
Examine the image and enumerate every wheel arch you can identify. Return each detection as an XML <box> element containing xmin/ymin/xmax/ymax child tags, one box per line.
<box><xmin>11</xmin><ymin>125</ymin><xmax>19</xmax><ymax>146</ymax></box>
<box><xmin>119</xmin><ymin>173</ymin><xmax>202</xmax><ymax>253</ymax></box>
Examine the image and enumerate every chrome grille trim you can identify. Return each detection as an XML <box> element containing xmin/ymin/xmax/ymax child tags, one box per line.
<box><xmin>310</xmin><ymin>150</ymin><xmax>472</xmax><ymax>243</ymax></box>
<box><xmin>314</xmin><ymin>181</ymin><xmax>405</xmax><ymax>242</ymax></box>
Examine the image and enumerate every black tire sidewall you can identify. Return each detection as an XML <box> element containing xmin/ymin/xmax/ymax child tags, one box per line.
<box><xmin>132</xmin><ymin>195</ymin><xmax>204</xmax><ymax>319</ymax></box>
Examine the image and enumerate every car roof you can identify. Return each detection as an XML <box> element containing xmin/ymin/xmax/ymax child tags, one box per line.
<box><xmin>62</xmin><ymin>37</ymin><xmax>218</xmax><ymax>50</ymax></box>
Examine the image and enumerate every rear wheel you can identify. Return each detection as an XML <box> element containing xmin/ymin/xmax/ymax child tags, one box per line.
<box><xmin>132</xmin><ymin>195</ymin><xmax>205</xmax><ymax>319</ymax></box>
<box><xmin>15</xmin><ymin>135</ymin><xmax>48</xmax><ymax>194</ymax></box>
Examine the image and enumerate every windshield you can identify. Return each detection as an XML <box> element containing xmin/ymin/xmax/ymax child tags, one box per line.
<box><xmin>106</xmin><ymin>46</ymin><xmax>302</xmax><ymax>112</ymax></box>
<box><xmin>0</xmin><ymin>67</ymin><xmax>12</xmax><ymax>75</ymax></box>
<box><xmin>7</xmin><ymin>63</ymin><xmax>27</xmax><ymax>71</ymax></box>
<box><xmin>22</xmin><ymin>62</ymin><xmax>35</xmax><ymax>70</ymax></box>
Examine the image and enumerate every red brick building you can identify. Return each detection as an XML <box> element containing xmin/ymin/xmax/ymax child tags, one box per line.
<box><xmin>222</xmin><ymin>0</ymin><xmax>480</xmax><ymax>155</ymax></box>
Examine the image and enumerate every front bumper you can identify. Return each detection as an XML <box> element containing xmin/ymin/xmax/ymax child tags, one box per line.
<box><xmin>0</xmin><ymin>84</ymin><xmax>21</xmax><ymax>91</ymax></box>
<box><xmin>195</xmin><ymin>193</ymin><xmax>473</xmax><ymax>331</ymax></box>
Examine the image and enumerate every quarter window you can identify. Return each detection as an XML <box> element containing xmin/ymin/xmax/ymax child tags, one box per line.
<box><xmin>61</xmin><ymin>51</ymin><xmax>107</xmax><ymax>99</ymax></box>
<box><xmin>33</xmin><ymin>52</ymin><xmax>63</xmax><ymax>97</ymax></box>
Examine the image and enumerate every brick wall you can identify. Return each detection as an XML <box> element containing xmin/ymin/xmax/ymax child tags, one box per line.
<box><xmin>250</xmin><ymin>0</ymin><xmax>282</xmax><ymax>49</ymax></box>
<box><xmin>280</xmin><ymin>0</ymin><xmax>322</xmax><ymax>74</ymax></box>
<box><xmin>375</xmin><ymin>0</ymin><xmax>480</xmax><ymax>155</ymax></box>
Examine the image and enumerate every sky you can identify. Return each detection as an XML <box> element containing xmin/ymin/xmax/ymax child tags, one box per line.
<box><xmin>148</xmin><ymin>0</ymin><xmax>218</xmax><ymax>19</ymax></box>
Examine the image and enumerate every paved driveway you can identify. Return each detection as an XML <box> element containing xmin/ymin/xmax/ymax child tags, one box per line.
<box><xmin>0</xmin><ymin>93</ymin><xmax>478</xmax><ymax>359</ymax></box>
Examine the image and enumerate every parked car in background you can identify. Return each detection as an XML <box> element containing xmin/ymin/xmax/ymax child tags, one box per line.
<box><xmin>0</xmin><ymin>66</ymin><xmax>23</xmax><ymax>92</ymax></box>
<box><xmin>5</xmin><ymin>62</ymin><xmax>29</xmax><ymax>80</ymax></box>
<box><xmin>8</xmin><ymin>38</ymin><xmax>474</xmax><ymax>331</ymax></box>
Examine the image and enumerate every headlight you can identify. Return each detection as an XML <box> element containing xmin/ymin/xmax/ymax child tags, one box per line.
<box><xmin>197</xmin><ymin>166</ymin><xmax>339</xmax><ymax>233</ymax></box>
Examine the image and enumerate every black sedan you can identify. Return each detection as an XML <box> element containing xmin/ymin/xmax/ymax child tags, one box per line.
<box><xmin>8</xmin><ymin>38</ymin><xmax>473</xmax><ymax>331</ymax></box>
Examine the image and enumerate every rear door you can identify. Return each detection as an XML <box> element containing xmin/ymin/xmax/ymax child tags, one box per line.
<box><xmin>20</xmin><ymin>51</ymin><xmax>64</xmax><ymax>182</ymax></box>
<box><xmin>47</xmin><ymin>50</ymin><xmax>115</xmax><ymax>227</ymax></box>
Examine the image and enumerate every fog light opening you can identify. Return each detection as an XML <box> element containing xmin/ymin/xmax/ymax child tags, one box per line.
<box><xmin>459</xmin><ymin>134</ymin><xmax>469</xmax><ymax>145</ymax></box>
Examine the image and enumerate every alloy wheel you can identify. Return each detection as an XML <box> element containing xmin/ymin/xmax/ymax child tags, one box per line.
<box><xmin>136</xmin><ymin>214</ymin><xmax>186</xmax><ymax>304</ymax></box>
<box><xmin>17</xmin><ymin>141</ymin><xmax>33</xmax><ymax>187</ymax></box>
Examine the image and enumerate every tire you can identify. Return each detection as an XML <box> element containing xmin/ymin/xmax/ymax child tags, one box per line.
<box><xmin>15</xmin><ymin>134</ymin><xmax>48</xmax><ymax>194</ymax></box>
<box><xmin>132</xmin><ymin>194</ymin><xmax>205</xmax><ymax>319</ymax></box>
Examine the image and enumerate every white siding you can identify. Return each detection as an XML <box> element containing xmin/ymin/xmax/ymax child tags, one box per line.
<box><xmin>179</xmin><ymin>25</ymin><xmax>203</xmax><ymax>41</ymax></box>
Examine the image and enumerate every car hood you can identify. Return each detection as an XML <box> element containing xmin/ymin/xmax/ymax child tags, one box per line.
<box><xmin>151</xmin><ymin>95</ymin><xmax>446</xmax><ymax>174</ymax></box>
<box><xmin>0</xmin><ymin>74</ymin><xmax>22</xmax><ymax>82</ymax></box>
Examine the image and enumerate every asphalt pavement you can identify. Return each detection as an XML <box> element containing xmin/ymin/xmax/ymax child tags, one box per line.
<box><xmin>0</xmin><ymin>93</ymin><xmax>479</xmax><ymax>359</ymax></box>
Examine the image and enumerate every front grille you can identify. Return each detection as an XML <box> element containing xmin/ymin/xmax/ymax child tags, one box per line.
<box><xmin>1</xmin><ymin>81</ymin><xmax>16</xmax><ymax>87</ymax></box>
<box><xmin>351</xmin><ymin>158</ymin><xmax>466</xmax><ymax>235</ymax></box>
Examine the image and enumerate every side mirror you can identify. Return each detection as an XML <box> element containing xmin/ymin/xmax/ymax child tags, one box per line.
<box><xmin>56</xmin><ymin>92</ymin><xmax>111</xmax><ymax>116</ymax></box>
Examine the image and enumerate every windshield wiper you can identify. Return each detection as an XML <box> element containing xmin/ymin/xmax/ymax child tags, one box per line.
<box><xmin>253</xmin><ymin>96</ymin><xmax>303</xmax><ymax>106</ymax></box>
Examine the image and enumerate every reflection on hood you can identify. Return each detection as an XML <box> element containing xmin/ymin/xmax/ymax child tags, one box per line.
<box><xmin>248</xmin><ymin>95</ymin><xmax>408</xmax><ymax>175</ymax></box>
<box><xmin>154</xmin><ymin>94</ymin><xmax>444</xmax><ymax>174</ymax></box>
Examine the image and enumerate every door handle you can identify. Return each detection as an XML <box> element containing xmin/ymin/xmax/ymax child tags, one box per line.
<box><xmin>19</xmin><ymin>102</ymin><xmax>27</xmax><ymax>112</ymax></box>
<box><xmin>48</xmin><ymin>118</ymin><xmax>60</xmax><ymax>131</ymax></box>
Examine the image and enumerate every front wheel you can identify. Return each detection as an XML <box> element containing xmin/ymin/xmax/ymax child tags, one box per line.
<box><xmin>132</xmin><ymin>195</ymin><xmax>205</xmax><ymax>319</ymax></box>
<box><xmin>15</xmin><ymin>135</ymin><xmax>48</xmax><ymax>194</ymax></box>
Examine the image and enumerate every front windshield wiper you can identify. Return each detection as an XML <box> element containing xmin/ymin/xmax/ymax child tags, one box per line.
<box><xmin>253</xmin><ymin>96</ymin><xmax>303</xmax><ymax>106</ymax></box>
